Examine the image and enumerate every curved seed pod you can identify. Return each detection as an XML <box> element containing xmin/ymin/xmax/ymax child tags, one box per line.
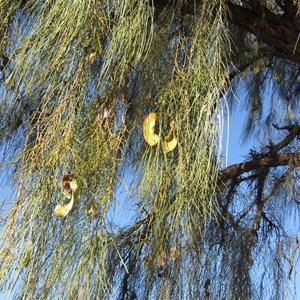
<box><xmin>54</xmin><ymin>180</ymin><xmax>78</xmax><ymax>217</ymax></box>
<box><xmin>54</xmin><ymin>203</ymin><xmax>72</xmax><ymax>217</ymax></box>
<box><xmin>142</xmin><ymin>112</ymin><xmax>159</xmax><ymax>146</ymax></box>
<box><xmin>163</xmin><ymin>120</ymin><xmax>177</xmax><ymax>153</ymax></box>
<box><xmin>61</xmin><ymin>172</ymin><xmax>74</xmax><ymax>199</ymax></box>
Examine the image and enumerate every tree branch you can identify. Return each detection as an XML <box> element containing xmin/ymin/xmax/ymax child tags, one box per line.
<box><xmin>152</xmin><ymin>0</ymin><xmax>300</xmax><ymax>65</ymax></box>
<box><xmin>226</xmin><ymin>1</ymin><xmax>300</xmax><ymax>65</ymax></box>
<box><xmin>220</xmin><ymin>152</ymin><xmax>300</xmax><ymax>181</ymax></box>
<box><xmin>270</xmin><ymin>124</ymin><xmax>300</xmax><ymax>154</ymax></box>
<box><xmin>220</xmin><ymin>123</ymin><xmax>300</xmax><ymax>181</ymax></box>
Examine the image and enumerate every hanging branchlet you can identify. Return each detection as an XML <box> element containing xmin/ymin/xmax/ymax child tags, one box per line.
<box><xmin>0</xmin><ymin>0</ymin><xmax>298</xmax><ymax>300</ymax></box>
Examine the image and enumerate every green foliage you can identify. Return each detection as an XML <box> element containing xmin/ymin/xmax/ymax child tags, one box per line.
<box><xmin>0</xmin><ymin>1</ymin><xmax>299</xmax><ymax>299</ymax></box>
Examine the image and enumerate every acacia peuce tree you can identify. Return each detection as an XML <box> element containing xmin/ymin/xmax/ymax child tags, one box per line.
<box><xmin>0</xmin><ymin>0</ymin><xmax>299</xmax><ymax>299</ymax></box>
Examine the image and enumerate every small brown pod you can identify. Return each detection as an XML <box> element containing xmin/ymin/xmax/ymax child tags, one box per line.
<box><xmin>61</xmin><ymin>172</ymin><xmax>74</xmax><ymax>198</ymax></box>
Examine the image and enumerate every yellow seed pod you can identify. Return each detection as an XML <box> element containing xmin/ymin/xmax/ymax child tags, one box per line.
<box><xmin>142</xmin><ymin>112</ymin><xmax>159</xmax><ymax>147</ymax></box>
<box><xmin>54</xmin><ymin>202</ymin><xmax>73</xmax><ymax>217</ymax></box>
<box><xmin>163</xmin><ymin>121</ymin><xmax>177</xmax><ymax>153</ymax></box>
<box><xmin>54</xmin><ymin>180</ymin><xmax>78</xmax><ymax>217</ymax></box>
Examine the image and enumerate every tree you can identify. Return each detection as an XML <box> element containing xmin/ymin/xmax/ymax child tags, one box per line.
<box><xmin>0</xmin><ymin>0</ymin><xmax>299</xmax><ymax>299</ymax></box>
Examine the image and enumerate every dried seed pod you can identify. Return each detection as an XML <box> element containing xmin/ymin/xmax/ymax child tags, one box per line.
<box><xmin>170</xmin><ymin>246</ymin><xmax>180</xmax><ymax>260</ymax></box>
<box><xmin>163</xmin><ymin>120</ymin><xmax>177</xmax><ymax>153</ymax></box>
<box><xmin>157</xmin><ymin>251</ymin><xmax>167</xmax><ymax>269</ymax></box>
<box><xmin>55</xmin><ymin>179</ymin><xmax>78</xmax><ymax>217</ymax></box>
<box><xmin>61</xmin><ymin>172</ymin><xmax>74</xmax><ymax>199</ymax></box>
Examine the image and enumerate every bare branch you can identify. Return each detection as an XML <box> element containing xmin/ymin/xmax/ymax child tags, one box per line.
<box><xmin>270</xmin><ymin>124</ymin><xmax>300</xmax><ymax>154</ymax></box>
<box><xmin>220</xmin><ymin>123</ymin><xmax>300</xmax><ymax>181</ymax></box>
<box><xmin>272</xmin><ymin>123</ymin><xmax>295</xmax><ymax>131</ymax></box>
<box><xmin>220</xmin><ymin>152</ymin><xmax>300</xmax><ymax>181</ymax></box>
<box><xmin>287</xmin><ymin>239</ymin><xmax>300</xmax><ymax>279</ymax></box>
<box><xmin>285</xmin><ymin>237</ymin><xmax>300</xmax><ymax>298</ymax></box>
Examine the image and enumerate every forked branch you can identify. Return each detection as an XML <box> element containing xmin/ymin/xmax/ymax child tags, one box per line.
<box><xmin>220</xmin><ymin>123</ymin><xmax>300</xmax><ymax>181</ymax></box>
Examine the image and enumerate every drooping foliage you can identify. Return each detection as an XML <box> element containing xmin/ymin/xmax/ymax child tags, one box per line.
<box><xmin>0</xmin><ymin>1</ymin><xmax>299</xmax><ymax>299</ymax></box>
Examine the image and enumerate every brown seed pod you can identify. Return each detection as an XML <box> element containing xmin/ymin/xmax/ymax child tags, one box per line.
<box><xmin>170</xmin><ymin>246</ymin><xmax>180</xmax><ymax>261</ymax></box>
<box><xmin>61</xmin><ymin>172</ymin><xmax>74</xmax><ymax>198</ymax></box>
<box><xmin>157</xmin><ymin>251</ymin><xmax>167</xmax><ymax>269</ymax></box>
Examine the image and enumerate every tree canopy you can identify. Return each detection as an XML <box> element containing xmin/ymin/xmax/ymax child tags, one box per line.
<box><xmin>0</xmin><ymin>0</ymin><xmax>299</xmax><ymax>299</ymax></box>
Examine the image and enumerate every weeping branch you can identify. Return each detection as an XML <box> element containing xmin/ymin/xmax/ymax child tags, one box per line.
<box><xmin>0</xmin><ymin>1</ymin><xmax>299</xmax><ymax>299</ymax></box>
<box><xmin>152</xmin><ymin>0</ymin><xmax>300</xmax><ymax>66</ymax></box>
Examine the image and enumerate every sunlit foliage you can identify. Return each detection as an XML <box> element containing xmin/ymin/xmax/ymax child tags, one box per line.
<box><xmin>0</xmin><ymin>1</ymin><xmax>299</xmax><ymax>299</ymax></box>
